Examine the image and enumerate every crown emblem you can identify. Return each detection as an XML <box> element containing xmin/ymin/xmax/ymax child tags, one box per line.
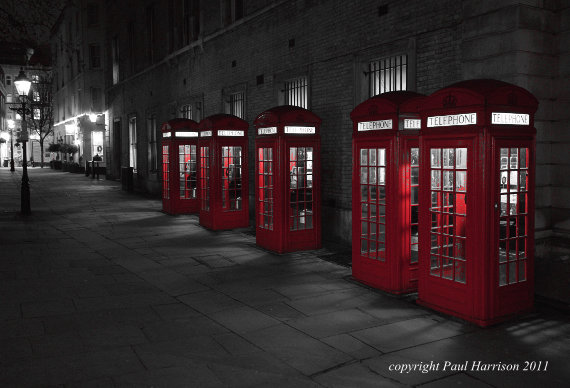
<box><xmin>443</xmin><ymin>95</ymin><xmax>457</xmax><ymax>108</ymax></box>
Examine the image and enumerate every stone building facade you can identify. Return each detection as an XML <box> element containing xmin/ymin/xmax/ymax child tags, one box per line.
<box><xmin>51</xmin><ymin>0</ymin><xmax>106</xmax><ymax>166</ymax></box>
<box><xmin>55</xmin><ymin>1</ymin><xmax>570</xmax><ymax>301</ymax></box>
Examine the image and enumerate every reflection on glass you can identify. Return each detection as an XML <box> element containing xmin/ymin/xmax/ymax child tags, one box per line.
<box><xmin>456</xmin><ymin>148</ymin><xmax>467</xmax><ymax>169</ymax></box>
<box><xmin>431</xmin><ymin>149</ymin><xmax>441</xmax><ymax>168</ymax></box>
<box><xmin>443</xmin><ymin>148</ymin><xmax>455</xmax><ymax>169</ymax></box>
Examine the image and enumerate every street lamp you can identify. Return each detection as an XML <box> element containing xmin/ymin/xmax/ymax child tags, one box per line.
<box><xmin>7</xmin><ymin>119</ymin><xmax>15</xmax><ymax>172</ymax></box>
<box><xmin>14</xmin><ymin>67</ymin><xmax>32</xmax><ymax>215</ymax></box>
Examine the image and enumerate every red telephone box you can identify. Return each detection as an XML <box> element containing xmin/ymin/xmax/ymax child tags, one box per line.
<box><xmin>417</xmin><ymin>79</ymin><xmax>538</xmax><ymax>326</ymax></box>
<box><xmin>198</xmin><ymin>114</ymin><xmax>249</xmax><ymax>230</ymax></box>
<box><xmin>351</xmin><ymin>91</ymin><xmax>425</xmax><ymax>294</ymax></box>
<box><xmin>253</xmin><ymin>106</ymin><xmax>321</xmax><ymax>253</ymax></box>
<box><xmin>161</xmin><ymin>118</ymin><xmax>200</xmax><ymax>214</ymax></box>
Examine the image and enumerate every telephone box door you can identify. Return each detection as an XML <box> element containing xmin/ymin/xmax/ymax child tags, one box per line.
<box><xmin>353</xmin><ymin>141</ymin><xmax>392</xmax><ymax>286</ymax></box>
<box><xmin>492</xmin><ymin>140</ymin><xmax>534</xmax><ymax>314</ymax></box>
<box><xmin>256</xmin><ymin>142</ymin><xmax>280</xmax><ymax>251</ymax></box>
<box><xmin>421</xmin><ymin>140</ymin><xmax>472</xmax><ymax>316</ymax></box>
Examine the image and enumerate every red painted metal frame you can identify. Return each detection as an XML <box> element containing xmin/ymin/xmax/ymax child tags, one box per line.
<box><xmin>351</xmin><ymin>91</ymin><xmax>425</xmax><ymax>294</ymax></box>
<box><xmin>417</xmin><ymin>79</ymin><xmax>538</xmax><ymax>326</ymax></box>
<box><xmin>254</xmin><ymin>106</ymin><xmax>322</xmax><ymax>253</ymax></box>
<box><xmin>161</xmin><ymin>118</ymin><xmax>200</xmax><ymax>215</ymax></box>
<box><xmin>197</xmin><ymin>114</ymin><xmax>249</xmax><ymax>230</ymax></box>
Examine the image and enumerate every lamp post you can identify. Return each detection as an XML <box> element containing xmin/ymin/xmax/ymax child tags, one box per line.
<box><xmin>14</xmin><ymin>68</ymin><xmax>32</xmax><ymax>215</ymax></box>
<box><xmin>7</xmin><ymin>119</ymin><xmax>15</xmax><ymax>172</ymax></box>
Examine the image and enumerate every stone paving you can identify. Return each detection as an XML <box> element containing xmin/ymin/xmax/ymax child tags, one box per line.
<box><xmin>0</xmin><ymin>167</ymin><xmax>569</xmax><ymax>387</ymax></box>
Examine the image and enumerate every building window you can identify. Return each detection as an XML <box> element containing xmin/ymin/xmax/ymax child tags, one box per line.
<box><xmin>129</xmin><ymin>116</ymin><xmax>137</xmax><ymax>171</ymax></box>
<box><xmin>32</xmin><ymin>91</ymin><xmax>40</xmax><ymax>102</ymax></box>
<box><xmin>284</xmin><ymin>76</ymin><xmax>308</xmax><ymax>109</ymax></box>
<box><xmin>87</xmin><ymin>3</ymin><xmax>99</xmax><ymax>26</ymax></box>
<box><xmin>180</xmin><ymin>104</ymin><xmax>192</xmax><ymax>119</ymax></box>
<box><xmin>221</xmin><ymin>0</ymin><xmax>244</xmax><ymax>27</ymax></box>
<box><xmin>7</xmin><ymin>93</ymin><xmax>12</xmax><ymax>103</ymax></box>
<box><xmin>6</xmin><ymin>75</ymin><xmax>11</xmax><ymax>86</ymax></box>
<box><xmin>33</xmin><ymin>108</ymin><xmax>41</xmax><ymax>120</ymax></box>
<box><xmin>147</xmin><ymin>115</ymin><xmax>158</xmax><ymax>172</ymax></box>
<box><xmin>183</xmin><ymin>0</ymin><xmax>201</xmax><ymax>45</ymax></box>
<box><xmin>227</xmin><ymin>91</ymin><xmax>245</xmax><ymax>119</ymax></box>
<box><xmin>112</xmin><ymin>35</ymin><xmax>120</xmax><ymax>84</ymax></box>
<box><xmin>368</xmin><ymin>54</ymin><xmax>407</xmax><ymax>97</ymax></box>
<box><xmin>91</xmin><ymin>87</ymin><xmax>101</xmax><ymax>111</ymax></box>
<box><xmin>89</xmin><ymin>44</ymin><xmax>101</xmax><ymax>68</ymax></box>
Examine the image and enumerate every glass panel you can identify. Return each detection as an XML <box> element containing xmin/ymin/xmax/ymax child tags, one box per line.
<box><xmin>221</xmin><ymin>146</ymin><xmax>242</xmax><ymax>211</ymax></box>
<box><xmin>443</xmin><ymin>148</ymin><xmax>455</xmax><ymax>169</ymax></box>
<box><xmin>499</xmin><ymin>264</ymin><xmax>507</xmax><ymax>286</ymax></box>
<box><xmin>429</xmin><ymin>147</ymin><xmax>468</xmax><ymax>284</ymax></box>
<box><xmin>456</xmin><ymin>148</ymin><xmax>467</xmax><ymax>169</ymax></box>
<box><xmin>290</xmin><ymin>147</ymin><xmax>314</xmax><ymax>231</ymax></box>
<box><xmin>455</xmin><ymin>171</ymin><xmax>466</xmax><ymax>192</ymax></box>
<box><xmin>360</xmin><ymin>149</ymin><xmax>368</xmax><ymax>165</ymax></box>
<box><xmin>497</xmin><ymin>147</ymin><xmax>528</xmax><ymax>286</ymax></box>
<box><xmin>258</xmin><ymin>147</ymin><xmax>274</xmax><ymax>230</ymax></box>
<box><xmin>162</xmin><ymin>145</ymin><xmax>169</xmax><ymax>199</ymax></box>
<box><xmin>359</xmin><ymin>148</ymin><xmax>386</xmax><ymax>261</ymax></box>
<box><xmin>431</xmin><ymin>170</ymin><xmax>441</xmax><ymax>189</ymax></box>
<box><xmin>431</xmin><ymin>149</ymin><xmax>441</xmax><ymax>168</ymax></box>
<box><xmin>200</xmin><ymin>146</ymin><xmax>210</xmax><ymax>211</ymax></box>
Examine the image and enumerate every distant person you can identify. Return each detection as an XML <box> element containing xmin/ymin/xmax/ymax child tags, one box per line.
<box><xmin>93</xmin><ymin>153</ymin><xmax>102</xmax><ymax>161</ymax></box>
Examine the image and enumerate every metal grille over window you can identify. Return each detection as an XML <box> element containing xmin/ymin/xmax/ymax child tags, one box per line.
<box><xmin>229</xmin><ymin>92</ymin><xmax>245</xmax><ymax>119</ymax></box>
<box><xmin>180</xmin><ymin>105</ymin><xmax>192</xmax><ymax>119</ymax></box>
<box><xmin>429</xmin><ymin>148</ymin><xmax>467</xmax><ymax>283</ymax></box>
<box><xmin>369</xmin><ymin>55</ymin><xmax>407</xmax><ymax>97</ymax></box>
<box><xmin>200</xmin><ymin>146</ymin><xmax>210</xmax><ymax>211</ymax></box>
<box><xmin>359</xmin><ymin>148</ymin><xmax>387</xmax><ymax>261</ymax></box>
<box><xmin>284</xmin><ymin>77</ymin><xmax>308</xmax><ymax>109</ymax></box>
<box><xmin>179</xmin><ymin>145</ymin><xmax>197</xmax><ymax>199</ymax></box>
<box><xmin>162</xmin><ymin>145</ymin><xmax>169</xmax><ymax>199</ymax></box>
<box><xmin>410</xmin><ymin>147</ymin><xmax>419</xmax><ymax>263</ymax></box>
<box><xmin>221</xmin><ymin>146</ymin><xmax>242</xmax><ymax>211</ymax></box>
<box><xmin>289</xmin><ymin>147</ymin><xmax>313</xmax><ymax>230</ymax></box>
<box><xmin>499</xmin><ymin>148</ymin><xmax>529</xmax><ymax>286</ymax></box>
<box><xmin>258</xmin><ymin>148</ymin><xmax>274</xmax><ymax>230</ymax></box>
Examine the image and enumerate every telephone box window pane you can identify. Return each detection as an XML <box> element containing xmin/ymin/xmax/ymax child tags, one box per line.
<box><xmin>258</xmin><ymin>147</ymin><xmax>274</xmax><ymax>230</ymax></box>
<box><xmin>162</xmin><ymin>145</ymin><xmax>169</xmax><ymax>199</ymax></box>
<box><xmin>359</xmin><ymin>148</ymin><xmax>387</xmax><ymax>261</ymax></box>
<box><xmin>179</xmin><ymin>145</ymin><xmax>197</xmax><ymax>199</ymax></box>
<box><xmin>221</xmin><ymin>146</ymin><xmax>242</xmax><ymax>211</ymax></box>
<box><xmin>200</xmin><ymin>147</ymin><xmax>210</xmax><ymax>211</ymax></box>
<box><xmin>431</xmin><ymin>149</ymin><xmax>441</xmax><ymax>168</ymax></box>
<box><xmin>497</xmin><ymin>147</ymin><xmax>528</xmax><ymax>286</ymax></box>
<box><xmin>289</xmin><ymin>147</ymin><xmax>314</xmax><ymax>231</ymax></box>
<box><xmin>429</xmin><ymin>147</ymin><xmax>468</xmax><ymax>284</ymax></box>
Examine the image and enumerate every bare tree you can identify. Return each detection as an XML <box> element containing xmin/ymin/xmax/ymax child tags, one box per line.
<box><xmin>28</xmin><ymin>69</ymin><xmax>54</xmax><ymax>167</ymax></box>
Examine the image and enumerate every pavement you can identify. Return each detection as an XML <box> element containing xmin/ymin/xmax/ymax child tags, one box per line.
<box><xmin>0</xmin><ymin>167</ymin><xmax>569</xmax><ymax>388</ymax></box>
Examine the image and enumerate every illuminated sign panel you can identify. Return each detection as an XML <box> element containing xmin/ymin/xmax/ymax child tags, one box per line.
<box><xmin>284</xmin><ymin>126</ymin><xmax>316</xmax><ymax>134</ymax></box>
<box><xmin>258</xmin><ymin>127</ymin><xmax>278</xmax><ymax>135</ymax></box>
<box><xmin>162</xmin><ymin>132</ymin><xmax>171</xmax><ymax>138</ymax></box>
<box><xmin>358</xmin><ymin>120</ymin><xmax>392</xmax><ymax>131</ymax></box>
<box><xmin>200</xmin><ymin>130</ymin><xmax>212</xmax><ymax>137</ymax></box>
<box><xmin>176</xmin><ymin>131</ymin><xmax>199</xmax><ymax>137</ymax></box>
<box><xmin>427</xmin><ymin>113</ymin><xmax>477</xmax><ymax>127</ymax></box>
<box><xmin>218</xmin><ymin>130</ymin><xmax>244</xmax><ymax>137</ymax></box>
<box><xmin>403</xmin><ymin>119</ymin><xmax>421</xmax><ymax>130</ymax></box>
<box><xmin>491</xmin><ymin>112</ymin><xmax>529</xmax><ymax>126</ymax></box>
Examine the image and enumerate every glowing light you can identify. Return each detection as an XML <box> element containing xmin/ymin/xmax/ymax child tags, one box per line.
<box><xmin>217</xmin><ymin>130</ymin><xmax>244</xmax><ymax>137</ymax></box>
<box><xmin>200</xmin><ymin>131</ymin><xmax>212</xmax><ymax>137</ymax></box>
<box><xmin>284</xmin><ymin>126</ymin><xmax>315</xmax><ymax>134</ymax></box>
<box><xmin>427</xmin><ymin>113</ymin><xmax>477</xmax><ymax>127</ymax></box>
<box><xmin>257</xmin><ymin>127</ymin><xmax>277</xmax><ymax>135</ymax></box>
<box><xmin>177</xmin><ymin>131</ymin><xmax>199</xmax><ymax>137</ymax></box>
<box><xmin>358</xmin><ymin>120</ymin><xmax>392</xmax><ymax>131</ymax></box>
<box><xmin>491</xmin><ymin>113</ymin><xmax>529</xmax><ymax>126</ymax></box>
<box><xmin>89</xmin><ymin>114</ymin><xmax>97</xmax><ymax>123</ymax></box>
<box><xmin>162</xmin><ymin>132</ymin><xmax>171</xmax><ymax>138</ymax></box>
<box><xmin>403</xmin><ymin>119</ymin><xmax>421</xmax><ymax>129</ymax></box>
